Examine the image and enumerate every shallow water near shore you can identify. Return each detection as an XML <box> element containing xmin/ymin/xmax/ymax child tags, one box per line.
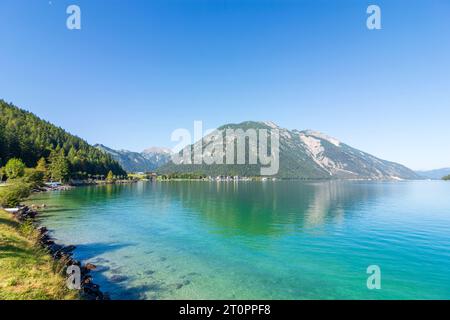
<box><xmin>29</xmin><ymin>180</ymin><xmax>450</xmax><ymax>299</ymax></box>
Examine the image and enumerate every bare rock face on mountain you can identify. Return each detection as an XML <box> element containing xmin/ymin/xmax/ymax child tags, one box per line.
<box><xmin>294</xmin><ymin>129</ymin><xmax>418</xmax><ymax>179</ymax></box>
<box><xmin>157</xmin><ymin>121</ymin><xmax>421</xmax><ymax>180</ymax></box>
<box><xmin>141</xmin><ymin>147</ymin><xmax>173</xmax><ymax>168</ymax></box>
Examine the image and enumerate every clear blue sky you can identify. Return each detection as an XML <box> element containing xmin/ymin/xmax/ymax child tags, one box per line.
<box><xmin>1</xmin><ymin>0</ymin><xmax>449</xmax><ymax>170</ymax></box>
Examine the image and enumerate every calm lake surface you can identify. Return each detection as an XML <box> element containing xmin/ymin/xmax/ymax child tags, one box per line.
<box><xmin>31</xmin><ymin>181</ymin><xmax>450</xmax><ymax>299</ymax></box>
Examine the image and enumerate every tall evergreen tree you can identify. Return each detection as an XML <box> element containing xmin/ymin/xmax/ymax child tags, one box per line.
<box><xmin>35</xmin><ymin>157</ymin><xmax>47</xmax><ymax>172</ymax></box>
<box><xmin>48</xmin><ymin>150</ymin><xmax>69</xmax><ymax>182</ymax></box>
<box><xmin>35</xmin><ymin>157</ymin><xmax>48</xmax><ymax>180</ymax></box>
<box><xmin>106</xmin><ymin>170</ymin><xmax>115</xmax><ymax>182</ymax></box>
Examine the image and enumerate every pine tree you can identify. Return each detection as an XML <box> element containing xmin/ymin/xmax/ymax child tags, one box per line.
<box><xmin>106</xmin><ymin>170</ymin><xmax>115</xmax><ymax>182</ymax></box>
<box><xmin>48</xmin><ymin>149</ymin><xmax>70</xmax><ymax>182</ymax></box>
<box><xmin>35</xmin><ymin>157</ymin><xmax>48</xmax><ymax>181</ymax></box>
<box><xmin>36</xmin><ymin>157</ymin><xmax>47</xmax><ymax>172</ymax></box>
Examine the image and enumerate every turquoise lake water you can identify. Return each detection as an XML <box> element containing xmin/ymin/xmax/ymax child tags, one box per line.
<box><xmin>30</xmin><ymin>181</ymin><xmax>450</xmax><ymax>299</ymax></box>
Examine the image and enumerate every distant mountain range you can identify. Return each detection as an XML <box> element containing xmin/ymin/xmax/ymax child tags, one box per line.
<box><xmin>416</xmin><ymin>168</ymin><xmax>450</xmax><ymax>180</ymax></box>
<box><xmin>94</xmin><ymin>144</ymin><xmax>171</xmax><ymax>173</ymax></box>
<box><xmin>157</xmin><ymin>121</ymin><xmax>421</xmax><ymax>180</ymax></box>
<box><xmin>0</xmin><ymin>99</ymin><xmax>430</xmax><ymax>180</ymax></box>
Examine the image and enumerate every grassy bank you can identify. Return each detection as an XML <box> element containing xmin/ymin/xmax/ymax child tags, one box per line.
<box><xmin>0</xmin><ymin>209</ymin><xmax>77</xmax><ymax>300</ymax></box>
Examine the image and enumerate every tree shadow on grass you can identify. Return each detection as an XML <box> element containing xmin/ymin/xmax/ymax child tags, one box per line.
<box><xmin>0</xmin><ymin>217</ymin><xmax>19</xmax><ymax>229</ymax></box>
<box><xmin>0</xmin><ymin>244</ymin><xmax>31</xmax><ymax>259</ymax></box>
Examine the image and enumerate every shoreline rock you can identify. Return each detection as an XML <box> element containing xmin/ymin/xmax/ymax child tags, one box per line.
<box><xmin>11</xmin><ymin>205</ymin><xmax>109</xmax><ymax>300</ymax></box>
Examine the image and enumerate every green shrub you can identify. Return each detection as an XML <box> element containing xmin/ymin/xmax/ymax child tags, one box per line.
<box><xmin>443</xmin><ymin>175</ymin><xmax>450</xmax><ymax>181</ymax></box>
<box><xmin>4</xmin><ymin>158</ymin><xmax>26</xmax><ymax>179</ymax></box>
<box><xmin>24</xmin><ymin>168</ymin><xmax>45</xmax><ymax>189</ymax></box>
<box><xmin>0</xmin><ymin>181</ymin><xmax>31</xmax><ymax>207</ymax></box>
